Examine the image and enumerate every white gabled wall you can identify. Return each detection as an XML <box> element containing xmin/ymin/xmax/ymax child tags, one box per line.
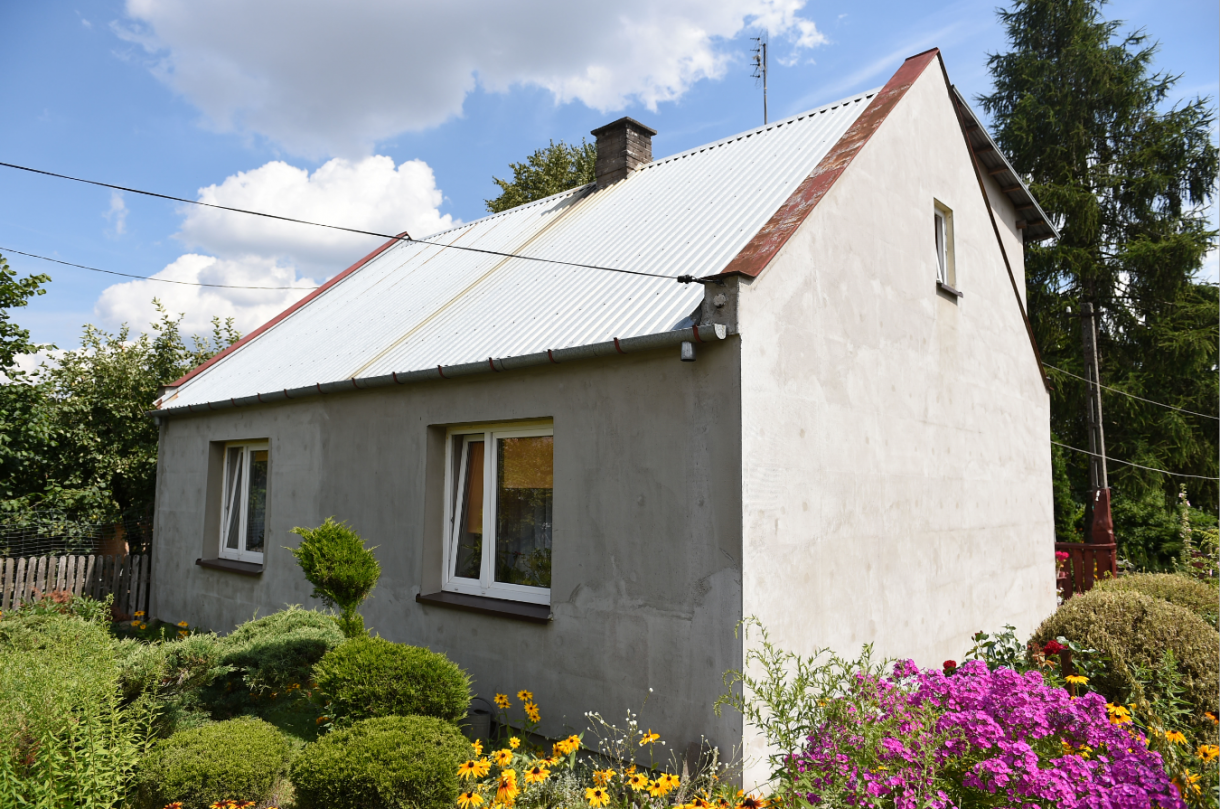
<box><xmin>734</xmin><ymin>61</ymin><xmax>1056</xmax><ymax>783</ymax></box>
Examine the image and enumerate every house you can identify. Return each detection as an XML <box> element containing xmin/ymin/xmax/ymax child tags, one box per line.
<box><xmin>150</xmin><ymin>49</ymin><xmax>1058</xmax><ymax>781</ymax></box>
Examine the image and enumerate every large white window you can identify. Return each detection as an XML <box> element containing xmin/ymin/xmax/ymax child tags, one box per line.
<box><xmin>219</xmin><ymin>441</ymin><xmax>270</xmax><ymax>563</ymax></box>
<box><xmin>443</xmin><ymin>423</ymin><xmax>554</xmax><ymax>604</ymax></box>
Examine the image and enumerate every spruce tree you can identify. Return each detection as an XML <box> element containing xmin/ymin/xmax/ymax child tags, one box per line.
<box><xmin>980</xmin><ymin>0</ymin><xmax>1218</xmax><ymax>565</ymax></box>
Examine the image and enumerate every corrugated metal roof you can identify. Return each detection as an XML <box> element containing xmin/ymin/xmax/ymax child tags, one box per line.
<box><xmin>169</xmin><ymin>89</ymin><xmax>877</xmax><ymax>409</ymax></box>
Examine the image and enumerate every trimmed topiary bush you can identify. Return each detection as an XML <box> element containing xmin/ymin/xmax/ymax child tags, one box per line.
<box><xmin>135</xmin><ymin>716</ymin><xmax>290</xmax><ymax>809</ymax></box>
<box><xmin>220</xmin><ymin>606</ymin><xmax>346</xmax><ymax>694</ymax></box>
<box><xmin>290</xmin><ymin>715</ymin><xmax>467</xmax><ymax>809</ymax></box>
<box><xmin>1031</xmin><ymin>589</ymin><xmax>1219</xmax><ymax>722</ymax></box>
<box><xmin>313</xmin><ymin>637</ymin><xmax>470</xmax><ymax>724</ymax></box>
<box><xmin>1095</xmin><ymin>572</ymin><xmax>1218</xmax><ymax>625</ymax></box>
<box><xmin>290</xmin><ymin>517</ymin><xmax>381</xmax><ymax>638</ymax></box>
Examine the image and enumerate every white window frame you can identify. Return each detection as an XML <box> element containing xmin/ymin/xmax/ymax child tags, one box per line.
<box><xmin>218</xmin><ymin>441</ymin><xmax>270</xmax><ymax>563</ymax></box>
<box><xmin>934</xmin><ymin>200</ymin><xmax>956</xmax><ymax>288</ymax></box>
<box><xmin>442</xmin><ymin>422</ymin><xmax>554</xmax><ymax>605</ymax></box>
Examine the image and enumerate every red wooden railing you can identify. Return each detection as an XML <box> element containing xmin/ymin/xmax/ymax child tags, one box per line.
<box><xmin>1055</xmin><ymin>542</ymin><xmax>1117</xmax><ymax>601</ymax></box>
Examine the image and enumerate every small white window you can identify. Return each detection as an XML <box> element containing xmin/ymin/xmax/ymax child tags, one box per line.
<box><xmin>934</xmin><ymin>201</ymin><xmax>956</xmax><ymax>289</ymax></box>
<box><xmin>219</xmin><ymin>441</ymin><xmax>270</xmax><ymax>563</ymax></box>
<box><xmin>443</xmin><ymin>423</ymin><xmax>553</xmax><ymax>605</ymax></box>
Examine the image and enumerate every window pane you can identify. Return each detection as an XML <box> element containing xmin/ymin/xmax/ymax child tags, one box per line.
<box><xmin>223</xmin><ymin>447</ymin><xmax>244</xmax><ymax>550</ymax></box>
<box><xmin>245</xmin><ymin>449</ymin><xmax>269</xmax><ymax>554</ymax></box>
<box><xmin>935</xmin><ymin>212</ymin><xmax>947</xmax><ymax>283</ymax></box>
<box><xmin>453</xmin><ymin>439</ymin><xmax>484</xmax><ymax>580</ymax></box>
<box><xmin>494</xmin><ymin>436</ymin><xmax>553</xmax><ymax>588</ymax></box>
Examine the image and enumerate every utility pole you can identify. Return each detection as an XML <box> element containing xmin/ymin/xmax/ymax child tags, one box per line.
<box><xmin>1080</xmin><ymin>302</ymin><xmax>1115</xmax><ymax>547</ymax></box>
<box><xmin>751</xmin><ymin>34</ymin><xmax>768</xmax><ymax>125</ymax></box>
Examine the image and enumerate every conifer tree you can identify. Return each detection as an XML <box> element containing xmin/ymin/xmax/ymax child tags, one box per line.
<box><xmin>980</xmin><ymin>0</ymin><xmax>1218</xmax><ymax>563</ymax></box>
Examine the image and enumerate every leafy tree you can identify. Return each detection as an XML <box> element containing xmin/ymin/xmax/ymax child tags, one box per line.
<box><xmin>2</xmin><ymin>300</ymin><xmax>239</xmax><ymax>520</ymax></box>
<box><xmin>289</xmin><ymin>517</ymin><xmax>381</xmax><ymax>638</ymax></box>
<box><xmin>0</xmin><ymin>253</ymin><xmax>50</xmax><ymax>370</ymax></box>
<box><xmin>980</xmin><ymin>0</ymin><xmax>1219</xmax><ymax>564</ymax></box>
<box><xmin>484</xmin><ymin>139</ymin><xmax>597</xmax><ymax>213</ymax></box>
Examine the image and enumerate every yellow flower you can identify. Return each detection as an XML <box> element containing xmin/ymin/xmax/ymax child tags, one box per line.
<box><xmin>458</xmin><ymin>791</ymin><xmax>484</xmax><ymax>809</ymax></box>
<box><xmin>495</xmin><ymin>693</ymin><xmax>511</xmax><ymax>709</ymax></box>
<box><xmin>639</xmin><ymin>730</ymin><xmax>660</xmax><ymax>746</ymax></box>
<box><xmin>659</xmin><ymin>773</ymin><xmax>680</xmax><ymax>791</ymax></box>
<box><xmin>524</xmin><ymin>764</ymin><xmax>551</xmax><ymax>784</ymax></box>
<box><xmin>1196</xmin><ymin>744</ymin><xmax>1219</xmax><ymax>762</ymax></box>
<box><xmin>178</xmin><ymin>630</ymin><xmax>189</xmax><ymax>638</ymax></box>
<box><xmin>737</xmin><ymin>796</ymin><xmax>770</xmax><ymax>809</ymax></box>
<box><xmin>508</xmin><ymin>737</ymin><xmax>520</xmax><ymax>750</ymax></box>
<box><xmin>592</xmin><ymin>769</ymin><xmax>616</xmax><ymax>787</ymax></box>
<box><xmin>458</xmin><ymin>760</ymin><xmax>482</xmax><ymax>781</ymax></box>
<box><xmin>586</xmin><ymin>787</ymin><xmax>610</xmax><ymax>808</ymax></box>
<box><xmin>134</xmin><ymin>611</ymin><xmax>145</xmax><ymax>618</ymax></box>
<box><xmin>555</xmin><ymin>734</ymin><xmax>581</xmax><ymax>756</ymax></box>
<box><xmin>1064</xmin><ymin>675</ymin><xmax>1088</xmax><ymax>686</ymax></box>
<box><xmin>493</xmin><ymin>749</ymin><xmax>514</xmax><ymax>767</ymax></box>
<box><xmin>517</xmin><ymin>690</ymin><xmax>533</xmax><ymax>703</ymax></box>
<box><xmin>1173</xmin><ymin>771</ymin><xmax>1202</xmax><ymax>796</ymax></box>
<box><xmin>539</xmin><ymin>756</ymin><xmax>559</xmax><ymax>767</ymax></box>
<box><xmin>1205</xmin><ymin>711</ymin><xmax>1218</xmax><ymax>725</ymax></box>
<box><xmin>315</xmin><ymin>716</ymin><xmax>329</xmax><ymax>725</ymax></box>
<box><xmin>689</xmin><ymin>798</ymin><xmax>711</xmax><ymax>809</ymax></box>
<box><xmin>524</xmin><ymin>703</ymin><xmax>540</xmax><ymax>723</ymax></box>
<box><xmin>1165</xmin><ymin>731</ymin><xmax>1187</xmax><ymax>745</ymax></box>
<box><xmin>647</xmin><ymin>780</ymin><xmax>667</xmax><ymax>797</ymax></box>
<box><xmin>138</xmin><ymin>623</ymin><xmax>147</xmax><ymax>630</ymax></box>
<box><xmin>627</xmin><ymin>773</ymin><xmax>649</xmax><ymax>791</ymax></box>
<box><xmin>177</xmin><ymin>620</ymin><xmax>188</xmax><ymax>627</ymax></box>
<box><xmin>474</xmin><ymin>759</ymin><xmax>492</xmax><ymax>778</ymax></box>
<box><xmin>496</xmin><ymin>770</ymin><xmax>519</xmax><ymax>805</ymax></box>
<box><xmin>1106</xmin><ymin>704</ymin><xmax>1133</xmax><ymax>725</ymax></box>
<box><xmin>472</xmin><ymin>740</ymin><xmax>484</xmax><ymax>756</ymax></box>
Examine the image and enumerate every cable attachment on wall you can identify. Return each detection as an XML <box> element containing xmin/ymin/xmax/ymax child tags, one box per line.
<box><xmin>676</xmin><ymin>274</ymin><xmax>727</xmax><ymax>285</ymax></box>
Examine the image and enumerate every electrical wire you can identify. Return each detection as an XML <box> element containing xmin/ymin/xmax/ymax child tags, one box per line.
<box><xmin>1044</xmin><ymin>363</ymin><xmax>1219</xmax><ymax>421</ymax></box>
<box><xmin>0</xmin><ymin>161</ymin><xmax>681</xmax><ymax>281</ymax></box>
<box><xmin>1051</xmin><ymin>440</ymin><xmax>1219</xmax><ymax>481</ymax></box>
<box><xmin>0</xmin><ymin>246</ymin><xmax>318</xmax><ymax>291</ymax></box>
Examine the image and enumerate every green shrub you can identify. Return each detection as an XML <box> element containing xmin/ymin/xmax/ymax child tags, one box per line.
<box><xmin>313</xmin><ymin>636</ymin><xmax>470</xmax><ymax>725</ymax></box>
<box><xmin>221</xmin><ymin>606</ymin><xmax>346</xmax><ymax>694</ymax></box>
<box><xmin>135</xmin><ymin>716</ymin><xmax>290</xmax><ymax>809</ymax></box>
<box><xmin>1031</xmin><ymin>589</ymin><xmax>1219</xmax><ymax>725</ymax></box>
<box><xmin>290</xmin><ymin>715</ymin><xmax>467</xmax><ymax>809</ymax></box>
<box><xmin>0</xmin><ymin>614</ymin><xmax>159</xmax><ymax>809</ymax></box>
<box><xmin>1095</xmin><ymin>572</ymin><xmax>1219</xmax><ymax>625</ymax></box>
<box><xmin>290</xmin><ymin>517</ymin><xmax>381</xmax><ymax>637</ymax></box>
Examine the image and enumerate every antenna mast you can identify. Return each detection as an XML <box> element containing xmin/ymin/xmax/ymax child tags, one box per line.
<box><xmin>750</xmin><ymin>34</ymin><xmax>768</xmax><ymax>124</ymax></box>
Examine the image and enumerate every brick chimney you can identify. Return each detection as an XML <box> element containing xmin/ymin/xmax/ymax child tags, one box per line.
<box><xmin>590</xmin><ymin>117</ymin><xmax>657</xmax><ymax>186</ymax></box>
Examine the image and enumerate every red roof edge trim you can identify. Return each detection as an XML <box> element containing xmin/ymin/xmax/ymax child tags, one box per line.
<box><xmin>165</xmin><ymin>232</ymin><xmax>407</xmax><ymax>393</ymax></box>
<box><xmin>719</xmin><ymin>49</ymin><xmax>940</xmax><ymax>279</ymax></box>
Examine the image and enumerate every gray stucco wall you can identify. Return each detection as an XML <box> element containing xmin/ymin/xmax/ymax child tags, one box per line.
<box><xmin>733</xmin><ymin>63</ymin><xmax>1057</xmax><ymax>780</ymax></box>
<box><xmin>152</xmin><ymin>341</ymin><xmax>744</xmax><ymax>754</ymax></box>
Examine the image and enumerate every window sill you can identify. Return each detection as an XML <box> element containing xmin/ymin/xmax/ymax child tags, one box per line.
<box><xmin>196</xmin><ymin>557</ymin><xmax>264</xmax><ymax>576</ymax></box>
<box><xmin>936</xmin><ymin>281</ymin><xmax>963</xmax><ymax>299</ymax></box>
<box><xmin>416</xmin><ymin>591</ymin><xmax>551</xmax><ymax>624</ymax></box>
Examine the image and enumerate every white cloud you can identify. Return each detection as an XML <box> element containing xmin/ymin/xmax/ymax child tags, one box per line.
<box><xmin>117</xmin><ymin>0</ymin><xmax>826</xmax><ymax>158</ymax></box>
<box><xmin>95</xmin><ymin>154</ymin><xmax>456</xmax><ymax>334</ymax></box>
<box><xmin>105</xmin><ymin>190</ymin><xmax>128</xmax><ymax>236</ymax></box>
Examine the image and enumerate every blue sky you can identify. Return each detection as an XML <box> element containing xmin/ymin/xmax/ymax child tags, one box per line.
<box><xmin>1</xmin><ymin>0</ymin><xmax>1215</xmax><ymax>354</ymax></box>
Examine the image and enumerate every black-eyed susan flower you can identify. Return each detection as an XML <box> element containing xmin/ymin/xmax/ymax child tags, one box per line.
<box><xmin>555</xmin><ymin>734</ymin><xmax>581</xmax><ymax>755</ymax></box>
<box><xmin>689</xmin><ymin>798</ymin><xmax>711</xmax><ymax>809</ymax></box>
<box><xmin>471</xmin><ymin>740</ymin><xmax>484</xmax><ymax>756</ymax></box>
<box><xmin>660</xmin><ymin>773</ymin><xmax>681</xmax><ymax>792</ymax></box>
<box><xmin>524</xmin><ymin>764</ymin><xmax>550</xmax><ymax>784</ymax></box>
<box><xmin>495</xmin><ymin>693</ymin><xmax>511</xmax><ymax>709</ymax></box>
<box><xmin>524</xmin><ymin>702</ymin><xmax>540</xmax><ymax>723</ymax></box>
<box><xmin>586</xmin><ymin>787</ymin><xmax>609</xmax><ymax>807</ymax></box>
<box><xmin>177</xmin><ymin>620</ymin><xmax>188</xmax><ymax>628</ymax></box>
<box><xmin>1205</xmin><ymin>711</ymin><xmax>1218</xmax><ymax>725</ymax></box>
<box><xmin>163</xmin><ymin>803</ymin><xmax>183</xmax><ymax>809</ymax></box>
<box><xmin>458</xmin><ymin>791</ymin><xmax>484</xmax><ymax>809</ymax></box>
<box><xmin>496</xmin><ymin>770</ymin><xmax>519</xmax><ymax>804</ymax></box>
<box><xmin>627</xmin><ymin>772</ymin><xmax>649</xmax><ymax>791</ymax></box>
<box><xmin>508</xmin><ymin>737</ymin><xmax>520</xmax><ymax>750</ymax></box>
<box><xmin>639</xmin><ymin>730</ymin><xmax>660</xmax><ymax>746</ymax></box>
<box><xmin>315</xmin><ymin>715</ymin><xmax>329</xmax><ymax>725</ymax></box>
<box><xmin>473</xmin><ymin>759</ymin><xmax>492</xmax><ymax>778</ymax></box>
<box><xmin>1166</xmin><ymin>731</ymin><xmax>1187</xmax><ymax>745</ymax></box>
<box><xmin>647</xmin><ymin>780</ymin><xmax>667</xmax><ymax>797</ymax></box>
<box><xmin>592</xmin><ymin>769</ymin><xmax>615</xmax><ymax>787</ymax></box>
<box><xmin>517</xmin><ymin>689</ymin><xmax>533</xmax><ymax>703</ymax></box>
<box><xmin>492</xmin><ymin>749</ymin><xmax>513</xmax><ymax>767</ymax></box>
<box><xmin>1197</xmin><ymin>744</ymin><xmax>1219</xmax><ymax>762</ymax></box>
<box><xmin>1064</xmin><ymin>675</ymin><xmax>1088</xmax><ymax>686</ymax></box>
<box><xmin>458</xmin><ymin>760</ymin><xmax>482</xmax><ymax>780</ymax></box>
<box><xmin>737</xmin><ymin>795</ymin><xmax>770</xmax><ymax>809</ymax></box>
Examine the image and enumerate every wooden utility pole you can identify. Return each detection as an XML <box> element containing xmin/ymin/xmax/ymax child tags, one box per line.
<box><xmin>1080</xmin><ymin>302</ymin><xmax>1115</xmax><ymax>545</ymax></box>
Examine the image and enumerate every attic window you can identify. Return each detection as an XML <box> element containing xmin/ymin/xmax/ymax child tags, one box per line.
<box><xmin>934</xmin><ymin>201</ymin><xmax>957</xmax><ymax>293</ymax></box>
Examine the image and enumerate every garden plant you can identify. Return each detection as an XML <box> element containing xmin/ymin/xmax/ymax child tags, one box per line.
<box><xmin>289</xmin><ymin>517</ymin><xmax>381</xmax><ymax>638</ymax></box>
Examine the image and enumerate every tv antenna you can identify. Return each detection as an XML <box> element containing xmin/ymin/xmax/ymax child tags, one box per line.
<box><xmin>750</xmin><ymin>33</ymin><xmax>768</xmax><ymax>124</ymax></box>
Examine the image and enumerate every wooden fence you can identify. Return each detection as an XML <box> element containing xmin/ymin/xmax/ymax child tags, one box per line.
<box><xmin>0</xmin><ymin>554</ymin><xmax>151</xmax><ymax>616</ymax></box>
<box><xmin>1055</xmin><ymin>542</ymin><xmax>1118</xmax><ymax>601</ymax></box>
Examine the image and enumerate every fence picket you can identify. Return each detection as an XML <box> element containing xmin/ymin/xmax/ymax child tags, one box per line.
<box><xmin>128</xmin><ymin>555</ymin><xmax>141</xmax><ymax>616</ymax></box>
<box><xmin>84</xmin><ymin>555</ymin><xmax>97</xmax><ymax>599</ymax></box>
<box><xmin>1</xmin><ymin>558</ymin><xmax>12</xmax><ymax>611</ymax></box>
<box><xmin>0</xmin><ymin>552</ymin><xmax>152</xmax><ymax>614</ymax></box>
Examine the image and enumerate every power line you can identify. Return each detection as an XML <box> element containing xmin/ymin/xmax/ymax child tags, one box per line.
<box><xmin>1044</xmin><ymin>363</ymin><xmax>1219</xmax><ymax>422</ymax></box>
<box><xmin>1051</xmin><ymin>440</ymin><xmax>1219</xmax><ymax>481</ymax></box>
<box><xmin>0</xmin><ymin>161</ymin><xmax>681</xmax><ymax>282</ymax></box>
<box><xmin>0</xmin><ymin>246</ymin><xmax>318</xmax><ymax>291</ymax></box>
